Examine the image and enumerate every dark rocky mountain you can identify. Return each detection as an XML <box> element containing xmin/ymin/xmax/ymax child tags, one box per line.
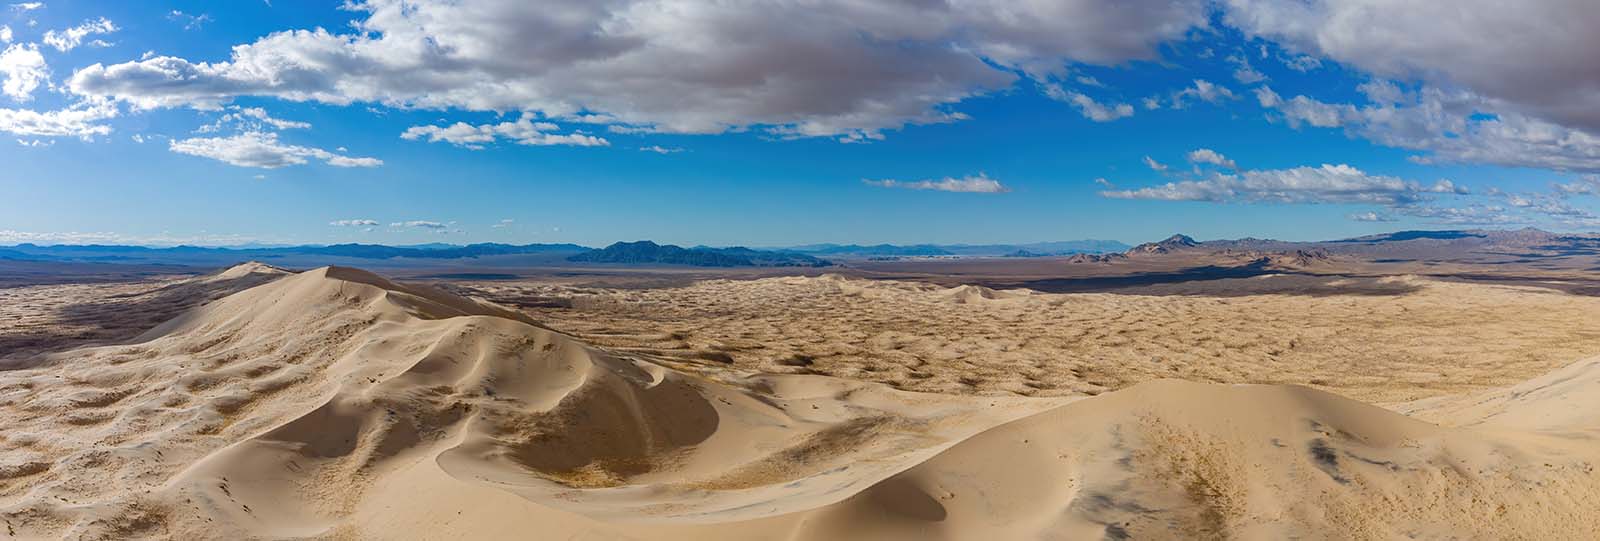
<box><xmin>1128</xmin><ymin>234</ymin><xmax>1199</xmax><ymax>255</ymax></box>
<box><xmin>568</xmin><ymin>241</ymin><xmax>831</xmax><ymax>267</ymax></box>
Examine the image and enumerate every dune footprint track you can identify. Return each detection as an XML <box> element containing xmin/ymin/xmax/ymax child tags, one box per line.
<box><xmin>6</xmin><ymin>263</ymin><xmax>1600</xmax><ymax>540</ymax></box>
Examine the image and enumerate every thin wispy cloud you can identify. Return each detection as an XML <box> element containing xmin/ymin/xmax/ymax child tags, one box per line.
<box><xmin>170</xmin><ymin>132</ymin><xmax>381</xmax><ymax>169</ymax></box>
<box><xmin>390</xmin><ymin>220</ymin><xmax>447</xmax><ymax>229</ymax></box>
<box><xmin>1101</xmin><ymin>163</ymin><xmax>1464</xmax><ymax>206</ymax></box>
<box><xmin>864</xmin><ymin>173</ymin><xmax>1010</xmax><ymax>194</ymax></box>
<box><xmin>167</xmin><ymin>10</ymin><xmax>211</xmax><ymax>31</ymax></box>
<box><xmin>402</xmin><ymin>115</ymin><xmax>607</xmax><ymax>149</ymax></box>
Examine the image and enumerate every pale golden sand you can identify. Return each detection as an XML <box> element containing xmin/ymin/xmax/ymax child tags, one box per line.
<box><xmin>5</xmin><ymin>265</ymin><xmax>1600</xmax><ymax>539</ymax></box>
<box><xmin>461</xmin><ymin>273</ymin><xmax>1600</xmax><ymax>403</ymax></box>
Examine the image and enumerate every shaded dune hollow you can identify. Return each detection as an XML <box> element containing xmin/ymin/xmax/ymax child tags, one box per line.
<box><xmin>1</xmin><ymin>263</ymin><xmax>1598</xmax><ymax>539</ymax></box>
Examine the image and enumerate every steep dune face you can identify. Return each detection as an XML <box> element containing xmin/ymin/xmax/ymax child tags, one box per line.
<box><xmin>6</xmin><ymin>264</ymin><xmax>1600</xmax><ymax>539</ymax></box>
<box><xmin>0</xmin><ymin>265</ymin><xmax>1054</xmax><ymax>539</ymax></box>
<box><xmin>806</xmin><ymin>381</ymin><xmax>1600</xmax><ymax>540</ymax></box>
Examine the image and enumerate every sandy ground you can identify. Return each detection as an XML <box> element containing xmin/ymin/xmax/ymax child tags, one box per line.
<box><xmin>457</xmin><ymin>273</ymin><xmax>1600</xmax><ymax>404</ymax></box>
<box><xmin>4</xmin><ymin>264</ymin><xmax>1600</xmax><ymax>539</ymax></box>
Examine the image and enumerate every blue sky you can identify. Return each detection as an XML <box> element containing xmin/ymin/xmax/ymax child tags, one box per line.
<box><xmin>2</xmin><ymin>1</ymin><xmax>1598</xmax><ymax>247</ymax></box>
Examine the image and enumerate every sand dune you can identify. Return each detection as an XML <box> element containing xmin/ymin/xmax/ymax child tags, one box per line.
<box><xmin>4</xmin><ymin>264</ymin><xmax>1600</xmax><ymax>539</ymax></box>
<box><xmin>460</xmin><ymin>273</ymin><xmax>1600</xmax><ymax>403</ymax></box>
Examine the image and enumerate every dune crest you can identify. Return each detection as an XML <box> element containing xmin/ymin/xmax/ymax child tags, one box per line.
<box><xmin>4</xmin><ymin>264</ymin><xmax>1600</xmax><ymax>539</ymax></box>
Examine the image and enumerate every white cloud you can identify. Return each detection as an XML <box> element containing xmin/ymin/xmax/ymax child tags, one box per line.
<box><xmin>325</xmin><ymin>155</ymin><xmax>382</xmax><ymax>167</ymax></box>
<box><xmin>0</xmin><ymin>25</ymin><xmax>12</xmax><ymax>43</ymax></box>
<box><xmin>67</xmin><ymin>0</ymin><xmax>1206</xmax><ymax>140</ymax></box>
<box><xmin>1554</xmin><ymin>175</ymin><xmax>1600</xmax><ymax>196</ymax></box>
<box><xmin>1170</xmin><ymin>79</ymin><xmax>1235</xmax><ymax>108</ymax></box>
<box><xmin>169</xmin><ymin>131</ymin><xmax>382</xmax><ymax>169</ymax></box>
<box><xmin>1348</xmin><ymin>211</ymin><xmax>1394</xmax><ymax>222</ymax></box>
<box><xmin>391</xmin><ymin>220</ymin><xmax>446</xmax><ymax>229</ymax></box>
<box><xmin>0</xmin><ymin>229</ymin><xmax>269</xmax><ymax>246</ymax></box>
<box><xmin>1043</xmin><ymin>83</ymin><xmax>1134</xmax><ymax>122</ymax></box>
<box><xmin>43</xmin><ymin>17</ymin><xmax>115</xmax><ymax>52</ymax></box>
<box><xmin>401</xmin><ymin>114</ymin><xmax>608</xmax><ymax>149</ymax></box>
<box><xmin>864</xmin><ymin>173</ymin><xmax>1009</xmax><ymax>194</ymax></box>
<box><xmin>639</xmin><ymin>145</ymin><xmax>683</xmax><ymax>154</ymax></box>
<box><xmin>492</xmin><ymin>218</ymin><xmax>514</xmax><ymax>228</ymax></box>
<box><xmin>1142</xmin><ymin>155</ymin><xmax>1168</xmax><ymax>172</ymax></box>
<box><xmin>1186</xmin><ymin>148</ymin><xmax>1237</xmax><ymax>169</ymax></box>
<box><xmin>8</xmin><ymin>3</ymin><xmax>42</xmax><ymax>12</ymax></box>
<box><xmin>1101</xmin><ymin>163</ymin><xmax>1459</xmax><ymax>206</ymax></box>
<box><xmin>1256</xmin><ymin>85</ymin><xmax>1600</xmax><ymax>173</ymax></box>
<box><xmin>199</xmin><ymin>106</ymin><xmax>310</xmax><ymax>133</ymax></box>
<box><xmin>1224</xmin><ymin>0</ymin><xmax>1600</xmax><ymax>136</ymax></box>
<box><xmin>233</xmin><ymin>107</ymin><xmax>308</xmax><ymax>130</ymax></box>
<box><xmin>167</xmin><ymin>10</ymin><xmax>211</xmax><ymax>31</ymax></box>
<box><xmin>0</xmin><ymin>101</ymin><xmax>116</xmax><ymax>138</ymax></box>
<box><xmin>0</xmin><ymin>43</ymin><xmax>46</xmax><ymax>101</ymax></box>
<box><xmin>329</xmin><ymin>219</ymin><xmax>380</xmax><ymax>227</ymax></box>
<box><xmin>1226</xmin><ymin>55</ymin><xmax>1266</xmax><ymax>84</ymax></box>
<box><xmin>1394</xmin><ymin>204</ymin><xmax>1520</xmax><ymax>226</ymax></box>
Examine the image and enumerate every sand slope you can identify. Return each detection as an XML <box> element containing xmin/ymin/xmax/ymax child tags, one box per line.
<box><xmin>4</xmin><ymin>264</ymin><xmax>1600</xmax><ymax>539</ymax></box>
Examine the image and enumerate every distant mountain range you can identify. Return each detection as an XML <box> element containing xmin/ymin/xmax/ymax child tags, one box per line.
<box><xmin>5</xmin><ymin>229</ymin><xmax>1590</xmax><ymax>270</ymax></box>
<box><xmin>569</xmin><ymin>241</ymin><xmax>831</xmax><ymax>267</ymax></box>
<box><xmin>779</xmin><ymin>239</ymin><xmax>1132</xmax><ymax>258</ymax></box>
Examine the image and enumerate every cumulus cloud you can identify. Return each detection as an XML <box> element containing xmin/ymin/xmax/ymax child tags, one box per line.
<box><xmin>1224</xmin><ymin>0</ymin><xmax>1600</xmax><ymax>136</ymax></box>
<box><xmin>864</xmin><ymin>173</ymin><xmax>1010</xmax><ymax>194</ymax></box>
<box><xmin>0</xmin><ymin>101</ymin><xmax>116</xmax><ymax>138</ymax></box>
<box><xmin>0</xmin><ymin>25</ymin><xmax>12</xmax><ymax>44</ymax></box>
<box><xmin>43</xmin><ymin>17</ymin><xmax>115</xmax><ymax>52</ymax></box>
<box><xmin>67</xmin><ymin>0</ymin><xmax>1206</xmax><ymax>140</ymax></box>
<box><xmin>639</xmin><ymin>145</ymin><xmax>683</xmax><ymax>154</ymax></box>
<box><xmin>329</xmin><ymin>219</ymin><xmax>379</xmax><ymax>227</ymax></box>
<box><xmin>1348</xmin><ymin>211</ymin><xmax>1395</xmax><ymax>222</ymax></box>
<box><xmin>0</xmin><ymin>43</ymin><xmax>46</xmax><ymax>101</ymax></box>
<box><xmin>1256</xmin><ymin>85</ymin><xmax>1600</xmax><ymax>173</ymax></box>
<box><xmin>1186</xmin><ymin>148</ymin><xmax>1237</xmax><ymax>169</ymax></box>
<box><xmin>1101</xmin><ymin>163</ymin><xmax>1460</xmax><ymax>206</ymax></box>
<box><xmin>401</xmin><ymin>114</ymin><xmax>607</xmax><ymax>149</ymax></box>
<box><xmin>1142</xmin><ymin>156</ymin><xmax>1168</xmax><ymax>172</ymax></box>
<box><xmin>169</xmin><ymin>131</ymin><xmax>382</xmax><ymax>169</ymax></box>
